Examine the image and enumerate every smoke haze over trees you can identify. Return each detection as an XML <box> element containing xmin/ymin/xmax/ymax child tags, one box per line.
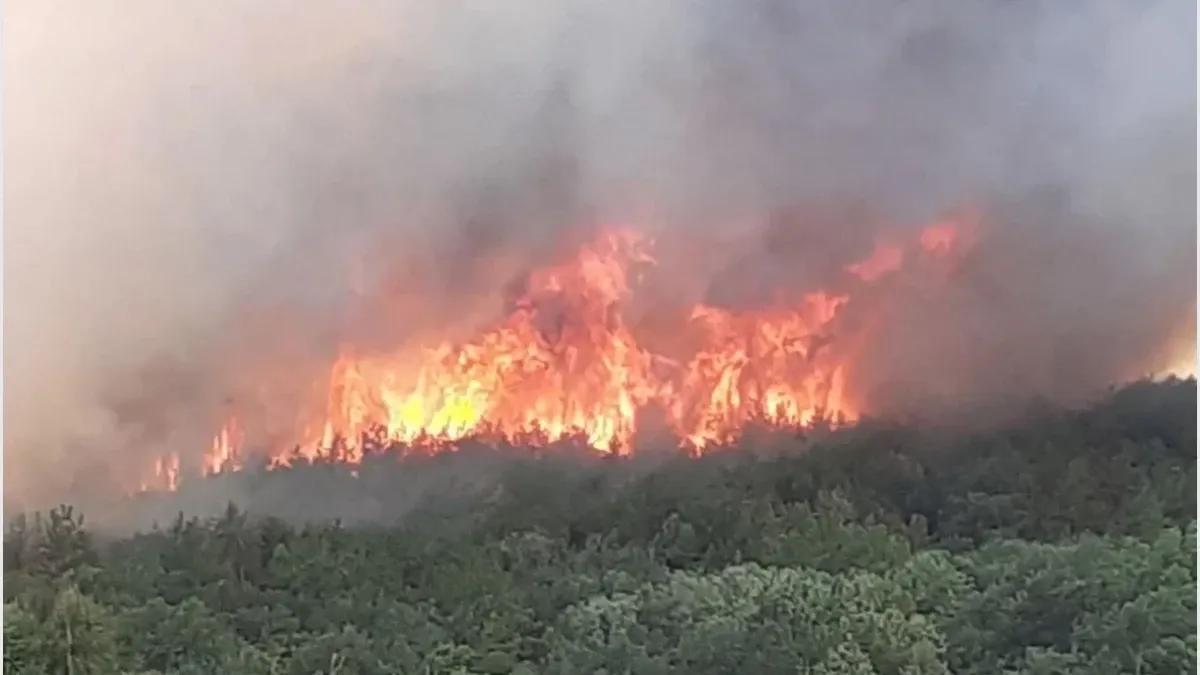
<box><xmin>5</xmin><ymin>1</ymin><xmax>1195</xmax><ymax>512</ymax></box>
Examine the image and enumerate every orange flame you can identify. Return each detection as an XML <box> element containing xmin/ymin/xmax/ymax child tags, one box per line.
<box><xmin>202</xmin><ymin>417</ymin><xmax>244</xmax><ymax>476</ymax></box>
<box><xmin>271</xmin><ymin>228</ymin><xmax>659</xmax><ymax>466</ymax></box>
<box><xmin>139</xmin><ymin>218</ymin><xmax>979</xmax><ymax>493</ymax></box>
<box><xmin>846</xmin><ymin>242</ymin><xmax>904</xmax><ymax>282</ymax></box>
<box><xmin>139</xmin><ymin>452</ymin><xmax>180</xmax><ymax>493</ymax></box>
<box><xmin>671</xmin><ymin>292</ymin><xmax>853</xmax><ymax>449</ymax></box>
<box><xmin>919</xmin><ymin>222</ymin><xmax>960</xmax><ymax>254</ymax></box>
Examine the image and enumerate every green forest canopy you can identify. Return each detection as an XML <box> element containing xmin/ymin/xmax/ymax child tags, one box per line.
<box><xmin>4</xmin><ymin>377</ymin><xmax>1196</xmax><ymax>674</ymax></box>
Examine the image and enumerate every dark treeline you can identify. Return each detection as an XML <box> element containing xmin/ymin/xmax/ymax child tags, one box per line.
<box><xmin>4</xmin><ymin>378</ymin><xmax>1196</xmax><ymax>674</ymax></box>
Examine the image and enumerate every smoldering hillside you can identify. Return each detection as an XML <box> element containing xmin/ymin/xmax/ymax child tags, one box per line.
<box><xmin>5</xmin><ymin>0</ymin><xmax>1195</xmax><ymax>518</ymax></box>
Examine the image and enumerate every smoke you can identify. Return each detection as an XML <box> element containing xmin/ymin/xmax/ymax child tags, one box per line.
<box><xmin>5</xmin><ymin>0</ymin><xmax>1195</xmax><ymax>514</ymax></box>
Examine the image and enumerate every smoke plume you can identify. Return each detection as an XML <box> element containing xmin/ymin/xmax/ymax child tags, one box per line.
<box><xmin>5</xmin><ymin>0</ymin><xmax>1195</xmax><ymax>516</ymax></box>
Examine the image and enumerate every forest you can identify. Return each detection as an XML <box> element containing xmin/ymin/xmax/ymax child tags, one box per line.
<box><xmin>4</xmin><ymin>377</ymin><xmax>1196</xmax><ymax>674</ymax></box>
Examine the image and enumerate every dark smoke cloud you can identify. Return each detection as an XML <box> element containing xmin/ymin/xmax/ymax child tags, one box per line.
<box><xmin>5</xmin><ymin>0</ymin><xmax>1194</xmax><ymax>515</ymax></box>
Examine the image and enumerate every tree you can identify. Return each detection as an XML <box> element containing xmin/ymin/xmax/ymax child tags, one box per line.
<box><xmin>44</xmin><ymin>585</ymin><xmax>118</xmax><ymax>675</ymax></box>
<box><xmin>25</xmin><ymin>506</ymin><xmax>99</xmax><ymax>580</ymax></box>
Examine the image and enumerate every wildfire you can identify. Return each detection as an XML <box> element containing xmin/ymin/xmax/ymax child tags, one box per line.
<box><xmin>139</xmin><ymin>218</ymin><xmax>971</xmax><ymax>494</ymax></box>
<box><xmin>919</xmin><ymin>221</ymin><xmax>965</xmax><ymax>255</ymax></box>
<box><xmin>139</xmin><ymin>452</ymin><xmax>180</xmax><ymax>493</ymax></box>
<box><xmin>670</xmin><ymin>293</ymin><xmax>852</xmax><ymax>449</ymax></box>
<box><xmin>268</xmin><ymin>229</ymin><xmax>659</xmax><ymax>467</ymax></box>
<box><xmin>203</xmin><ymin>417</ymin><xmax>244</xmax><ymax>476</ymax></box>
<box><xmin>846</xmin><ymin>242</ymin><xmax>904</xmax><ymax>282</ymax></box>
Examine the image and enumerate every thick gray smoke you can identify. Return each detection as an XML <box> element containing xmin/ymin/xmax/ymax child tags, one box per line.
<box><xmin>5</xmin><ymin>0</ymin><xmax>1195</xmax><ymax>515</ymax></box>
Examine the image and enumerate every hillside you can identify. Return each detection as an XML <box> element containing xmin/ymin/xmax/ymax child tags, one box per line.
<box><xmin>4</xmin><ymin>378</ymin><xmax>1196</xmax><ymax>674</ymax></box>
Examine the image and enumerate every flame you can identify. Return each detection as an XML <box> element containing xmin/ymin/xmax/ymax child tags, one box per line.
<box><xmin>139</xmin><ymin>452</ymin><xmax>180</xmax><ymax>493</ymax></box>
<box><xmin>202</xmin><ymin>417</ymin><xmax>244</xmax><ymax>476</ymax></box>
<box><xmin>846</xmin><ymin>242</ymin><xmax>904</xmax><ymax>282</ymax></box>
<box><xmin>919</xmin><ymin>222</ymin><xmax>960</xmax><ymax>254</ymax></box>
<box><xmin>271</xmin><ymin>228</ymin><xmax>659</xmax><ymax>466</ymax></box>
<box><xmin>1162</xmin><ymin>355</ymin><xmax>1197</xmax><ymax>378</ymax></box>
<box><xmin>139</xmin><ymin>218</ymin><xmax>985</xmax><ymax>493</ymax></box>
<box><xmin>671</xmin><ymin>292</ymin><xmax>853</xmax><ymax>449</ymax></box>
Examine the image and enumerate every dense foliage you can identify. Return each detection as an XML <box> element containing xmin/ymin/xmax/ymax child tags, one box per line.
<box><xmin>5</xmin><ymin>378</ymin><xmax>1196</xmax><ymax>674</ymax></box>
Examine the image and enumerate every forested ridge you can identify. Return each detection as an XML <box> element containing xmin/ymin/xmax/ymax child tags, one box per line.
<box><xmin>4</xmin><ymin>378</ymin><xmax>1196</xmax><ymax>674</ymax></box>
